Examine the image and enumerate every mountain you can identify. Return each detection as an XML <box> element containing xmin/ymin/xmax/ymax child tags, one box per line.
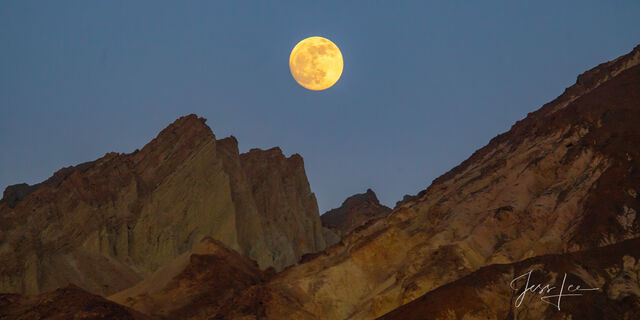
<box><xmin>0</xmin><ymin>115</ymin><xmax>327</xmax><ymax>296</ymax></box>
<box><xmin>2</xmin><ymin>44</ymin><xmax>639</xmax><ymax>320</ymax></box>
<box><xmin>109</xmin><ymin>237</ymin><xmax>272</xmax><ymax>319</ymax></box>
<box><xmin>321</xmin><ymin>189</ymin><xmax>392</xmax><ymax>237</ymax></box>
<box><xmin>210</xmin><ymin>45</ymin><xmax>640</xmax><ymax>319</ymax></box>
<box><xmin>378</xmin><ymin>237</ymin><xmax>640</xmax><ymax>320</ymax></box>
<box><xmin>107</xmin><ymin>190</ymin><xmax>395</xmax><ymax>318</ymax></box>
<box><xmin>0</xmin><ymin>285</ymin><xmax>157</xmax><ymax>320</ymax></box>
<box><xmin>239</xmin><ymin>147</ymin><xmax>326</xmax><ymax>268</ymax></box>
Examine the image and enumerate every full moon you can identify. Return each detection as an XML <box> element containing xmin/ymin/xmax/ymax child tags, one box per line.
<box><xmin>289</xmin><ymin>37</ymin><xmax>343</xmax><ymax>91</ymax></box>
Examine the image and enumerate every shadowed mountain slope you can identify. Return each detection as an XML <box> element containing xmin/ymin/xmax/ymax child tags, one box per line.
<box><xmin>0</xmin><ymin>285</ymin><xmax>157</xmax><ymax>320</ymax></box>
<box><xmin>378</xmin><ymin>237</ymin><xmax>640</xmax><ymax>320</ymax></box>
<box><xmin>321</xmin><ymin>189</ymin><xmax>392</xmax><ymax>237</ymax></box>
<box><xmin>109</xmin><ymin>237</ymin><xmax>273</xmax><ymax>319</ymax></box>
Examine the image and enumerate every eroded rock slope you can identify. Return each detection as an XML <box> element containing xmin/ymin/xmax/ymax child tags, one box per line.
<box><xmin>0</xmin><ymin>115</ymin><xmax>326</xmax><ymax>296</ymax></box>
<box><xmin>379</xmin><ymin>238</ymin><xmax>640</xmax><ymax>320</ymax></box>
<box><xmin>216</xmin><ymin>45</ymin><xmax>640</xmax><ymax>319</ymax></box>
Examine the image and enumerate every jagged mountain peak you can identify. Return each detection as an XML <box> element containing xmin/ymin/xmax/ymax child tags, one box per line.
<box><xmin>136</xmin><ymin>114</ymin><xmax>214</xmax><ymax>160</ymax></box>
<box><xmin>0</xmin><ymin>114</ymin><xmax>327</xmax><ymax>296</ymax></box>
<box><xmin>147</xmin><ymin>114</ymin><xmax>213</xmax><ymax>147</ymax></box>
<box><xmin>242</xmin><ymin>146</ymin><xmax>304</xmax><ymax>165</ymax></box>
<box><xmin>213</xmin><ymin>44</ymin><xmax>640</xmax><ymax>320</ymax></box>
<box><xmin>345</xmin><ymin>188</ymin><xmax>380</xmax><ymax>205</ymax></box>
<box><xmin>321</xmin><ymin>188</ymin><xmax>392</xmax><ymax>236</ymax></box>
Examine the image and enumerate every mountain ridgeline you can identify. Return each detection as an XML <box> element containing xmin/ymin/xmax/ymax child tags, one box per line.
<box><xmin>210</xmin><ymin>44</ymin><xmax>640</xmax><ymax>319</ymax></box>
<box><xmin>0</xmin><ymin>115</ymin><xmax>327</xmax><ymax>296</ymax></box>
<box><xmin>1</xmin><ymin>45</ymin><xmax>640</xmax><ymax>320</ymax></box>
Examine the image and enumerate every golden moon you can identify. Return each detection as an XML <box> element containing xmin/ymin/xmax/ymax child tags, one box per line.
<box><xmin>289</xmin><ymin>37</ymin><xmax>343</xmax><ymax>91</ymax></box>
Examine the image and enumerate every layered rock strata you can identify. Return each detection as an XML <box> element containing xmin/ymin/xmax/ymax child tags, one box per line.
<box><xmin>0</xmin><ymin>115</ymin><xmax>326</xmax><ymax>296</ymax></box>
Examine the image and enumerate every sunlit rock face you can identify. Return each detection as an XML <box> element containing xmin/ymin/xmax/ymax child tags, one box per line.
<box><xmin>378</xmin><ymin>238</ymin><xmax>640</xmax><ymax>320</ymax></box>
<box><xmin>240</xmin><ymin>147</ymin><xmax>327</xmax><ymax>270</ymax></box>
<box><xmin>0</xmin><ymin>114</ymin><xmax>326</xmax><ymax>296</ymax></box>
<box><xmin>321</xmin><ymin>189</ymin><xmax>392</xmax><ymax>238</ymax></box>
<box><xmin>216</xmin><ymin>45</ymin><xmax>640</xmax><ymax>319</ymax></box>
<box><xmin>3</xmin><ymin>44</ymin><xmax>640</xmax><ymax>320</ymax></box>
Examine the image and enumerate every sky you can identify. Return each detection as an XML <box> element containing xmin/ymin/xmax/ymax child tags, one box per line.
<box><xmin>1</xmin><ymin>1</ymin><xmax>639</xmax><ymax>213</ymax></box>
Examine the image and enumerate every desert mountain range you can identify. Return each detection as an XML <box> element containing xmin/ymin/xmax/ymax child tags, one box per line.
<box><xmin>0</xmin><ymin>114</ymin><xmax>328</xmax><ymax>296</ymax></box>
<box><xmin>1</xmin><ymin>45</ymin><xmax>640</xmax><ymax>319</ymax></box>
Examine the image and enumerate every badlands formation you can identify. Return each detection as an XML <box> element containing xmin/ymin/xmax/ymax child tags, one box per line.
<box><xmin>1</xmin><ymin>45</ymin><xmax>640</xmax><ymax>319</ymax></box>
<box><xmin>0</xmin><ymin>114</ymin><xmax>327</xmax><ymax>296</ymax></box>
<box><xmin>211</xmin><ymin>45</ymin><xmax>640</xmax><ymax>319</ymax></box>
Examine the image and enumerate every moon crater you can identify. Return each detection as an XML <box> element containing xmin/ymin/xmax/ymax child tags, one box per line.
<box><xmin>289</xmin><ymin>37</ymin><xmax>343</xmax><ymax>91</ymax></box>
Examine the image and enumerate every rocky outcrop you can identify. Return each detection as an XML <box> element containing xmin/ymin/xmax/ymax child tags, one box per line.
<box><xmin>109</xmin><ymin>237</ymin><xmax>273</xmax><ymax>319</ymax></box>
<box><xmin>240</xmin><ymin>147</ymin><xmax>326</xmax><ymax>270</ymax></box>
<box><xmin>379</xmin><ymin>237</ymin><xmax>640</xmax><ymax>320</ymax></box>
<box><xmin>321</xmin><ymin>189</ymin><xmax>392</xmax><ymax>237</ymax></box>
<box><xmin>2</xmin><ymin>184</ymin><xmax>38</xmax><ymax>208</ymax></box>
<box><xmin>1</xmin><ymin>161</ymin><xmax>96</xmax><ymax>208</ymax></box>
<box><xmin>4</xmin><ymin>45</ymin><xmax>640</xmax><ymax>320</ymax></box>
<box><xmin>0</xmin><ymin>114</ymin><xmax>326</xmax><ymax>296</ymax></box>
<box><xmin>212</xmin><ymin>45</ymin><xmax>640</xmax><ymax>319</ymax></box>
<box><xmin>0</xmin><ymin>285</ymin><xmax>156</xmax><ymax>320</ymax></box>
<box><xmin>321</xmin><ymin>227</ymin><xmax>341</xmax><ymax>248</ymax></box>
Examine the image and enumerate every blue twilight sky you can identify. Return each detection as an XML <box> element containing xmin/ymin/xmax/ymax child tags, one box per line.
<box><xmin>1</xmin><ymin>1</ymin><xmax>639</xmax><ymax>213</ymax></box>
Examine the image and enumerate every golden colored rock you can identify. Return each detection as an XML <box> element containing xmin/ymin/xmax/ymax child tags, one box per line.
<box><xmin>378</xmin><ymin>238</ymin><xmax>640</xmax><ymax>319</ymax></box>
<box><xmin>109</xmin><ymin>237</ymin><xmax>272</xmax><ymax>319</ymax></box>
<box><xmin>0</xmin><ymin>115</ymin><xmax>326</xmax><ymax>296</ymax></box>
<box><xmin>212</xmin><ymin>45</ymin><xmax>640</xmax><ymax>320</ymax></box>
<box><xmin>3</xmin><ymin>45</ymin><xmax>640</xmax><ymax>320</ymax></box>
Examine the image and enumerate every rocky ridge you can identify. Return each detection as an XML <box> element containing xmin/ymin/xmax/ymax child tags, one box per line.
<box><xmin>321</xmin><ymin>189</ymin><xmax>392</xmax><ymax>237</ymax></box>
<box><xmin>109</xmin><ymin>237</ymin><xmax>273</xmax><ymax>319</ymax></box>
<box><xmin>211</xmin><ymin>45</ymin><xmax>640</xmax><ymax>319</ymax></box>
<box><xmin>379</xmin><ymin>237</ymin><xmax>640</xmax><ymax>319</ymax></box>
<box><xmin>0</xmin><ymin>115</ymin><xmax>326</xmax><ymax>296</ymax></box>
<box><xmin>0</xmin><ymin>285</ymin><xmax>156</xmax><ymax>320</ymax></box>
<box><xmin>2</xmin><ymin>45</ymin><xmax>640</xmax><ymax>320</ymax></box>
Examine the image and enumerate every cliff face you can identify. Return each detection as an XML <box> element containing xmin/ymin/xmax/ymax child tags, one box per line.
<box><xmin>3</xmin><ymin>45</ymin><xmax>640</xmax><ymax>320</ymax></box>
<box><xmin>321</xmin><ymin>189</ymin><xmax>392</xmax><ymax>237</ymax></box>
<box><xmin>215</xmin><ymin>45</ymin><xmax>640</xmax><ymax>319</ymax></box>
<box><xmin>0</xmin><ymin>115</ymin><xmax>326</xmax><ymax>296</ymax></box>
<box><xmin>240</xmin><ymin>148</ymin><xmax>326</xmax><ymax>269</ymax></box>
